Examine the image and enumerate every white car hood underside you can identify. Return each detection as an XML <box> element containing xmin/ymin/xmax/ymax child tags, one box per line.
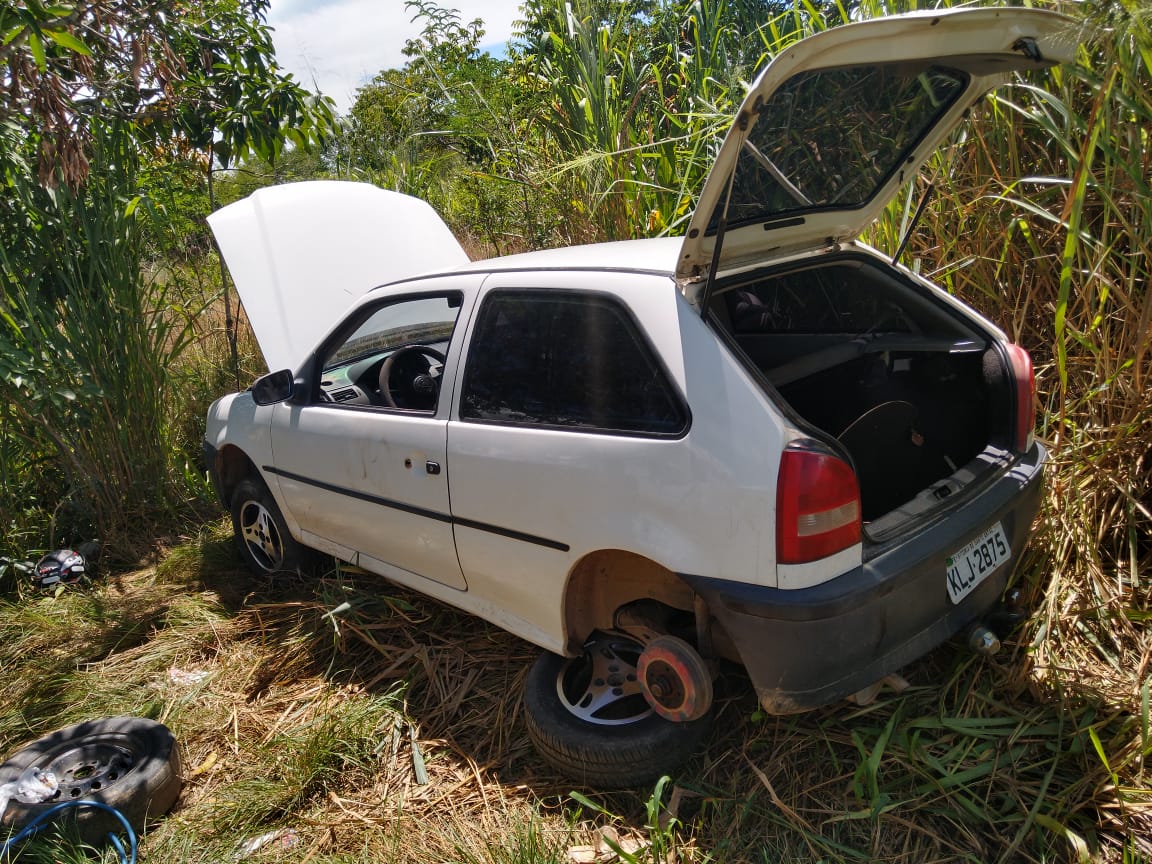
<box><xmin>208</xmin><ymin>181</ymin><xmax>469</xmax><ymax>373</ymax></box>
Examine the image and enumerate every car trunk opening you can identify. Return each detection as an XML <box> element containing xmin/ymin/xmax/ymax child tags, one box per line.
<box><xmin>710</xmin><ymin>254</ymin><xmax>1019</xmax><ymax>535</ymax></box>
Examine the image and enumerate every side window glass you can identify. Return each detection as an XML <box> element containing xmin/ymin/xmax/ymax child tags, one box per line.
<box><xmin>319</xmin><ymin>294</ymin><xmax>461</xmax><ymax>411</ymax></box>
<box><xmin>460</xmin><ymin>291</ymin><xmax>687</xmax><ymax>435</ymax></box>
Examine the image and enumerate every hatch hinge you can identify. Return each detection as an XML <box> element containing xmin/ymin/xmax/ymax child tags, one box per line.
<box><xmin>679</xmin><ymin>275</ymin><xmax>708</xmax><ymax>307</ymax></box>
<box><xmin>1012</xmin><ymin>36</ymin><xmax>1042</xmax><ymax>62</ymax></box>
<box><xmin>737</xmin><ymin>96</ymin><xmax>767</xmax><ymax>131</ymax></box>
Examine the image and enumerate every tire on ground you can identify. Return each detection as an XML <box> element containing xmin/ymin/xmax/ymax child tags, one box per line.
<box><xmin>0</xmin><ymin>717</ymin><xmax>182</xmax><ymax>843</ymax></box>
<box><xmin>523</xmin><ymin>648</ymin><xmax>712</xmax><ymax>789</ymax></box>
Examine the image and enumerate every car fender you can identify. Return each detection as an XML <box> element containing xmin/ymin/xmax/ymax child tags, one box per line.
<box><xmin>205</xmin><ymin>393</ymin><xmax>302</xmax><ymax>540</ymax></box>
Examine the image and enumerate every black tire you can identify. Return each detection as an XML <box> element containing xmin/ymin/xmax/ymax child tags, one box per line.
<box><xmin>230</xmin><ymin>477</ymin><xmax>312</xmax><ymax>575</ymax></box>
<box><xmin>523</xmin><ymin>633</ymin><xmax>712</xmax><ymax>788</ymax></box>
<box><xmin>0</xmin><ymin>717</ymin><xmax>182</xmax><ymax>843</ymax></box>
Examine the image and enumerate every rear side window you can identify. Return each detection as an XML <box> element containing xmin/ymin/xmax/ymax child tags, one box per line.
<box><xmin>460</xmin><ymin>291</ymin><xmax>687</xmax><ymax>436</ymax></box>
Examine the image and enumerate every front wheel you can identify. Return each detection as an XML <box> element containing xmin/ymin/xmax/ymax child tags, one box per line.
<box><xmin>230</xmin><ymin>477</ymin><xmax>311</xmax><ymax>575</ymax></box>
<box><xmin>523</xmin><ymin>632</ymin><xmax>711</xmax><ymax>788</ymax></box>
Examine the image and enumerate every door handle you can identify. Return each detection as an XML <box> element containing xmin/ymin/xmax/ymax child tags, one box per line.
<box><xmin>425</xmin><ymin>460</ymin><xmax>441</xmax><ymax>475</ymax></box>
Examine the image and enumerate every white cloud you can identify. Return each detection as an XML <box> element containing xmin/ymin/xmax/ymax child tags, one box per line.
<box><xmin>267</xmin><ymin>0</ymin><xmax>521</xmax><ymax>114</ymax></box>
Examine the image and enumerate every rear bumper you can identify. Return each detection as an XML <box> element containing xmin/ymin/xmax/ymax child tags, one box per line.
<box><xmin>686</xmin><ymin>443</ymin><xmax>1046</xmax><ymax>713</ymax></box>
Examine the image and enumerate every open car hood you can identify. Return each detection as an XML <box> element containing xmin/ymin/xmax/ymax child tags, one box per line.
<box><xmin>675</xmin><ymin>7</ymin><xmax>1077</xmax><ymax>296</ymax></box>
<box><xmin>208</xmin><ymin>181</ymin><xmax>468</xmax><ymax>373</ymax></box>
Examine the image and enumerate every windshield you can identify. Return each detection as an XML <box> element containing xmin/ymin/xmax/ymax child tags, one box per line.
<box><xmin>710</xmin><ymin>62</ymin><xmax>968</xmax><ymax>231</ymax></box>
<box><xmin>326</xmin><ymin>296</ymin><xmax>459</xmax><ymax>369</ymax></box>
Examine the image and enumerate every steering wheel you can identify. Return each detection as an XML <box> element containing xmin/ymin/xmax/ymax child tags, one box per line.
<box><xmin>378</xmin><ymin>345</ymin><xmax>447</xmax><ymax>410</ymax></box>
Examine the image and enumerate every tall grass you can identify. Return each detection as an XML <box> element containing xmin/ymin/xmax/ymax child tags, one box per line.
<box><xmin>518</xmin><ymin>0</ymin><xmax>777</xmax><ymax>238</ymax></box>
<box><xmin>0</xmin><ymin>122</ymin><xmax>215</xmax><ymax>555</ymax></box>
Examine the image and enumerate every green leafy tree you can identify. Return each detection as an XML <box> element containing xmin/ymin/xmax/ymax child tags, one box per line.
<box><xmin>0</xmin><ymin>0</ymin><xmax>336</xmax><ymax>554</ymax></box>
<box><xmin>0</xmin><ymin>0</ymin><xmax>334</xmax><ymax>186</ymax></box>
<box><xmin>346</xmin><ymin>1</ymin><xmax>571</xmax><ymax>253</ymax></box>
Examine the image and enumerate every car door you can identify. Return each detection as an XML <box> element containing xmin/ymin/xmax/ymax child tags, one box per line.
<box><xmin>266</xmin><ymin>276</ymin><xmax>482</xmax><ymax>590</ymax></box>
<box><xmin>445</xmin><ymin>271</ymin><xmax>712</xmax><ymax>652</ymax></box>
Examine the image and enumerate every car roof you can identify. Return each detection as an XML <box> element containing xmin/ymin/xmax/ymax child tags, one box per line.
<box><xmin>450</xmin><ymin>236</ymin><xmax>682</xmax><ymax>277</ymax></box>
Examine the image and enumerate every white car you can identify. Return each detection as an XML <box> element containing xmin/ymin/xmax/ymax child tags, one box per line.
<box><xmin>204</xmin><ymin>8</ymin><xmax>1073</xmax><ymax>786</ymax></box>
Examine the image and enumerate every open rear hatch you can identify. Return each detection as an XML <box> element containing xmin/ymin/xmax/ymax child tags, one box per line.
<box><xmin>711</xmin><ymin>254</ymin><xmax>1034</xmax><ymax>539</ymax></box>
<box><xmin>680</xmin><ymin>8</ymin><xmax>1070</xmax><ymax>535</ymax></box>
<box><xmin>674</xmin><ymin>7</ymin><xmax>1077</xmax><ymax>294</ymax></box>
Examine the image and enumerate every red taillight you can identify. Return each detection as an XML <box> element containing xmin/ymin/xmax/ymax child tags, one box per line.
<box><xmin>776</xmin><ymin>448</ymin><xmax>862</xmax><ymax>565</ymax></box>
<box><xmin>1005</xmin><ymin>343</ymin><xmax>1036</xmax><ymax>452</ymax></box>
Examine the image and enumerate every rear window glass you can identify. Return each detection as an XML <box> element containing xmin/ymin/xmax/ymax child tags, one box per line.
<box><xmin>712</xmin><ymin>63</ymin><xmax>968</xmax><ymax>229</ymax></box>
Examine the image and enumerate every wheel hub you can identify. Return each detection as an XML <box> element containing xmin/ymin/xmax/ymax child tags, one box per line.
<box><xmin>637</xmin><ymin>635</ymin><xmax>713</xmax><ymax>723</ymax></box>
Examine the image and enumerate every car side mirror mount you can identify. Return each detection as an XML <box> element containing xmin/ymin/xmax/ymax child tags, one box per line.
<box><xmin>251</xmin><ymin>369</ymin><xmax>294</xmax><ymax>405</ymax></box>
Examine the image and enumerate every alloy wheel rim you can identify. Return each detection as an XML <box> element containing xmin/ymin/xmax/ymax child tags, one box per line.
<box><xmin>554</xmin><ymin>634</ymin><xmax>653</xmax><ymax>726</ymax></box>
<box><xmin>239</xmin><ymin>500</ymin><xmax>283</xmax><ymax>571</ymax></box>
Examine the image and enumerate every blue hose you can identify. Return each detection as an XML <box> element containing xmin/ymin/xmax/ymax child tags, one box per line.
<box><xmin>0</xmin><ymin>799</ymin><xmax>137</xmax><ymax>864</ymax></box>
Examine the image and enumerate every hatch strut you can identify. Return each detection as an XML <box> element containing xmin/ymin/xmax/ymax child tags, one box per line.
<box><xmin>742</xmin><ymin>140</ymin><xmax>811</xmax><ymax>207</ymax></box>
<box><xmin>891</xmin><ymin>182</ymin><xmax>936</xmax><ymax>265</ymax></box>
<box><xmin>698</xmin><ymin>163</ymin><xmax>741</xmax><ymax>321</ymax></box>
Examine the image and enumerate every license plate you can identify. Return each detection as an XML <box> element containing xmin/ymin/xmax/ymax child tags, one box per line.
<box><xmin>946</xmin><ymin>522</ymin><xmax>1010</xmax><ymax>604</ymax></box>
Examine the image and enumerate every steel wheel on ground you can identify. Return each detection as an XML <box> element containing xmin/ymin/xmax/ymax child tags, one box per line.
<box><xmin>0</xmin><ymin>717</ymin><xmax>181</xmax><ymax>844</ymax></box>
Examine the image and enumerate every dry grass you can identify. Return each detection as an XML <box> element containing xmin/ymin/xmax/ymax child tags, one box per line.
<box><xmin>2</xmin><ymin>514</ymin><xmax>1150</xmax><ymax>863</ymax></box>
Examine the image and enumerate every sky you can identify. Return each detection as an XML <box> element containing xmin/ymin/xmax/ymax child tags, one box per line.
<box><xmin>266</xmin><ymin>0</ymin><xmax>521</xmax><ymax>114</ymax></box>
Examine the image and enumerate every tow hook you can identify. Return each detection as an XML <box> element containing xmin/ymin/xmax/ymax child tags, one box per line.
<box><xmin>988</xmin><ymin>586</ymin><xmax>1029</xmax><ymax>637</ymax></box>
<box><xmin>966</xmin><ymin>623</ymin><xmax>1001</xmax><ymax>656</ymax></box>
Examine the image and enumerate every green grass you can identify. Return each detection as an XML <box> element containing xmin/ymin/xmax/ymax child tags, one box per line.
<box><xmin>0</xmin><ymin>524</ymin><xmax>1148</xmax><ymax>863</ymax></box>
